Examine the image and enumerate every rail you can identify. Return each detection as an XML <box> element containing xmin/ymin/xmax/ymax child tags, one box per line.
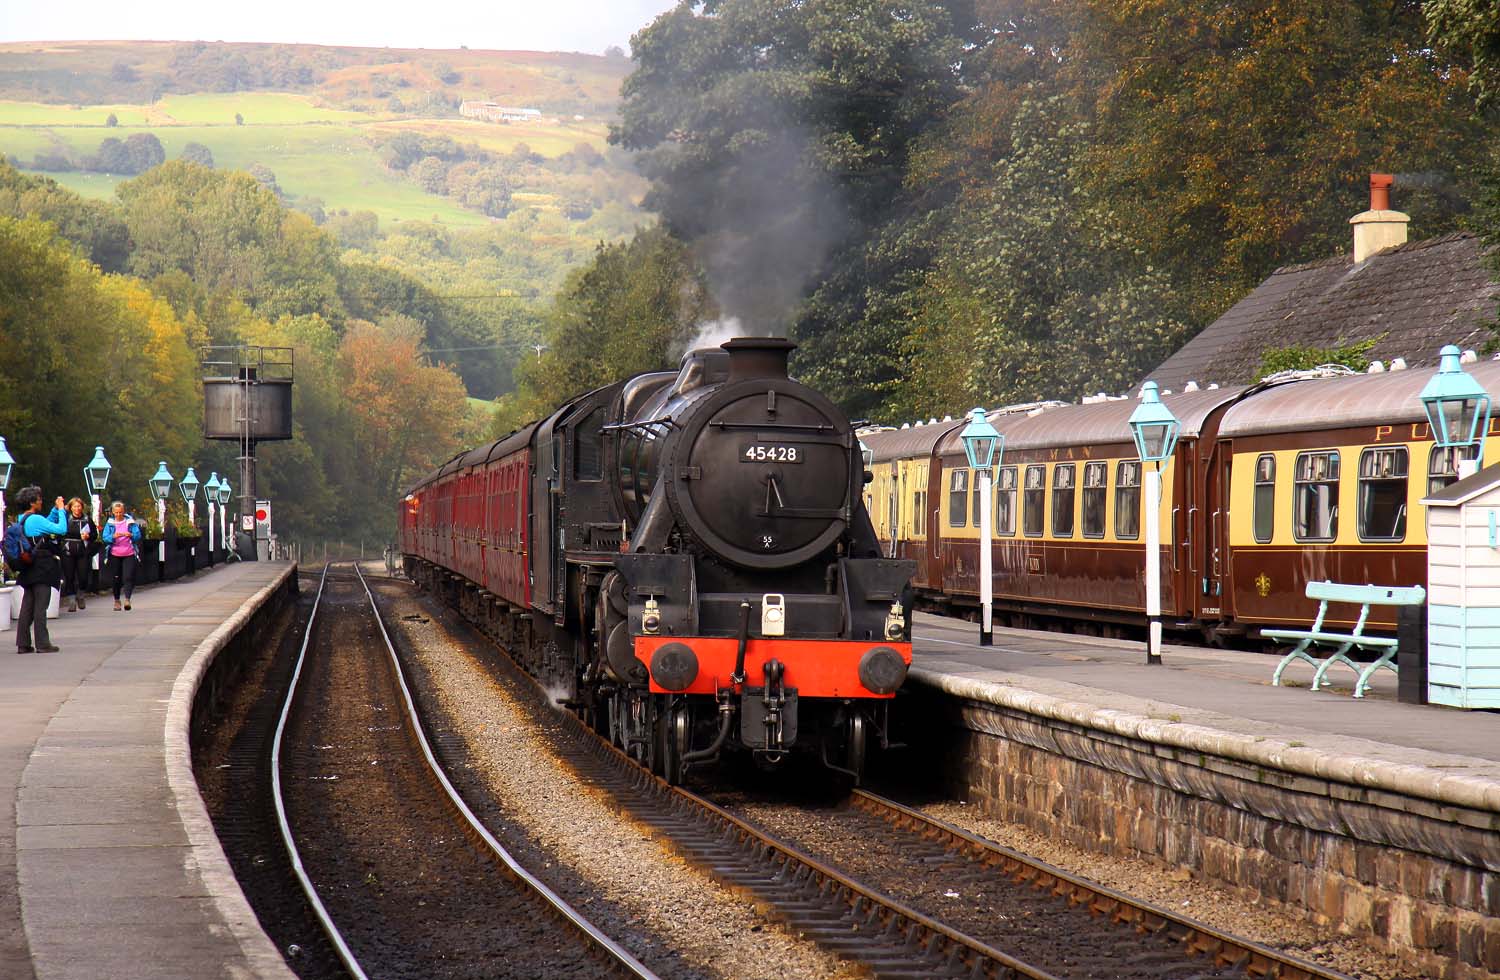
<box><xmin>847</xmin><ymin>789</ymin><xmax>1351</xmax><ymax>980</ymax></box>
<box><xmin>270</xmin><ymin>563</ymin><xmax>660</xmax><ymax>980</ymax></box>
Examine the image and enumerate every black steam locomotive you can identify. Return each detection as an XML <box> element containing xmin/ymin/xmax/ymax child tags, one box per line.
<box><xmin>400</xmin><ymin>337</ymin><xmax>915</xmax><ymax>783</ymax></box>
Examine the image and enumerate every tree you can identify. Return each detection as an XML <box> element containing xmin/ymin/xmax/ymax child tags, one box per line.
<box><xmin>123</xmin><ymin>132</ymin><xmax>165</xmax><ymax>172</ymax></box>
<box><xmin>116</xmin><ymin>162</ymin><xmax>343</xmax><ymax>320</ymax></box>
<box><xmin>512</xmin><ymin>224</ymin><xmax>715</xmax><ymax>419</ymax></box>
<box><xmin>180</xmin><ymin>142</ymin><xmax>214</xmax><ymax>168</ymax></box>
<box><xmin>613</xmin><ymin>0</ymin><xmax>987</xmax><ymax>332</ymax></box>
<box><xmin>338</xmin><ymin>316</ymin><xmax>468</xmax><ymax>504</ymax></box>
<box><xmin>105</xmin><ymin>112</ymin><xmax>119</xmax><ymax>127</ymax></box>
<box><xmin>1076</xmin><ymin>0</ymin><xmax>1486</xmax><ymax>320</ymax></box>
<box><xmin>234</xmin><ymin>112</ymin><xmax>244</xmax><ymax>125</ymax></box>
<box><xmin>0</xmin><ymin>160</ymin><xmax>130</xmax><ymax>272</ymax></box>
<box><xmin>0</xmin><ymin>217</ymin><xmax>199</xmax><ymax>497</ymax></box>
<box><xmin>1427</xmin><ymin>0</ymin><xmax>1500</xmax><ymax>106</ymax></box>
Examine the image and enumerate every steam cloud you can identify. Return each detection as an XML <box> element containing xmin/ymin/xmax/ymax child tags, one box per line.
<box><xmin>686</xmin><ymin>316</ymin><xmax>746</xmax><ymax>352</ymax></box>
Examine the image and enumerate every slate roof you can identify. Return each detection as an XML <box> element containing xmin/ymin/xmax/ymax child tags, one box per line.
<box><xmin>1150</xmin><ymin>232</ymin><xmax>1500</xmax><ymax>392</ymax></box>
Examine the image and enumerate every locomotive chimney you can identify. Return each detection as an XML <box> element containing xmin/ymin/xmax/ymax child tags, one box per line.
<box><xmin>1350</xmin><ymin>173</ymin><xmax>1408</xmax><ymax>263</ymax></box>
<box><xmin>722</xmin><ymin>336</ymin><xmax>796</xmax><ymax>382</ymax></box>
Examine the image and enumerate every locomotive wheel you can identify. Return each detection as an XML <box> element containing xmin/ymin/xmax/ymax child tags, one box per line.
<box><xmin>656</xmin><ymin>701</ymin><xmax>689</xmax><ymax>786</ymax></box>
<box><xmin>845</xmin><ymin>713</ymin><xmax>867</xmax><ymax>785</ymax></box>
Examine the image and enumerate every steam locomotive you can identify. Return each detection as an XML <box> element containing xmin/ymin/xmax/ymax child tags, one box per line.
<box><xmin>399</xmin><ymin>338</ymin><xmax>914</xmax><ymax>783</ymax></box>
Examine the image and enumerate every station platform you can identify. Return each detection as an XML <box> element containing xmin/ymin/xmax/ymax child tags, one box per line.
<box><xmin>907</xmin><ymin>611</ymin><xmax>1500</xmax><ymax>979</ymax></box>
<box><xmin>909</xmin><ymin>611</ymin><xmax>1500</xmax><ymax>793</ymax></box>
<box><xmin>0</xmin><ymin>561</ymin><xmax>297</xmax><ymax>980</ymax></box>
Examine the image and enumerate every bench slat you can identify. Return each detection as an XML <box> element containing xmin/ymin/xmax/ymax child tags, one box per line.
<box><xmin>1304</xmin><ymin>581</ymin><xmax>1425</xmax><ymax>605</ymax></box>
<box><xmin>1264</xmin><ymin>630</ymin><xmax>1395</xmax><ymax>647</ymax></box>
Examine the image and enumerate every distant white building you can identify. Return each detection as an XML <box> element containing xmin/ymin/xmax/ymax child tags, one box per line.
<box><xmin>460</xmin><ymin>101</ymin><xmax>543</xmax><ymax>123</ymax></box>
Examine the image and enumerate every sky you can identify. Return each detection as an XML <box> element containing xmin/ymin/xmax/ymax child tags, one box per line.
<box><xmin>0</xmin><ymin>1</ymin><xmax>681</xmax><ymax>55</ymax></box>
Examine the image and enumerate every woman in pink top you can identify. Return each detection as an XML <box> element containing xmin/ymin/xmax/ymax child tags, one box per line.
<box><xmin>101</xmin><ymin>501</ymin><xmax>142</xmax><ymax>611</ymax></box>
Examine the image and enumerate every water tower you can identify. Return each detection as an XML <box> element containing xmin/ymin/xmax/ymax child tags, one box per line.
<box><xmin>202</xmin><ymin>346</ymin><xmax>293</xmax><ymax>559</ymax></box>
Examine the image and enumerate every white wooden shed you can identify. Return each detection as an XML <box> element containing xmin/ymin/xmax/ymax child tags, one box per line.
<box><xmin>1422</xmin><ymin>463</ymin><xmax>1500</xmax><ymax>708</ymax></box>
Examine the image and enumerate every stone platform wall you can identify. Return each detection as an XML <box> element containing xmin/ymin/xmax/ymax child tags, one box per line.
<box><xmin>908</xmin><ymin>681</ymin><xmax>1500</xmax><ymax>980</ymax></box>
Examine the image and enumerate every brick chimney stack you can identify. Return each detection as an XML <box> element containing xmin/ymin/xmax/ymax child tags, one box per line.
<box><xmin>1350</xmin><ymin>173</ymin><xmax>1409</xmax><ymax>263</ymax></box>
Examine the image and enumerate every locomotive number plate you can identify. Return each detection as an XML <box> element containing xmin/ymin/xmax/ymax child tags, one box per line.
<box><xmin>742</xmin><ymin>444</ymin><xmax>804</xmax><ymax>463</ymax></box>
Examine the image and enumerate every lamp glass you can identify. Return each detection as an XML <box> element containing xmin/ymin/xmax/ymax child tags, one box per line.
<box><xmin>1420</xmin><ymin>344</ymin><xmax>1493</xmax><ymax>450</ymax></box>
<box><xmin>150</xmin><ymin>462</ymin><xmax>174</xmax><ymax>500</ymax></box>
<box><xmin>203</xmin><ymin>473</ymin><xmax>222</xmax><ymax>500</ymax></box>
<box><xmin>960</xmin><ymin>408</ymin><xmax>1003</xmax><ymax>470</ymax></box>
<box><xmin>0</xmin><ymin>436</ymin><xmax>13</xmax><ymax>492</ymax></box>
<box><xmin>1128</xmin><ymin>382</ymin><xmax>1181</xmax><ymax>463</ymax></box>
<box><xmin>178</xmin><ymin>467</ymin><xmax>201</xmax><ymax>502</ymax></box>
<box><xmin>218</xmin><ymin>480</ymin><xmax>232</xmax><ymax>505</ymax></box>
<box><xmin>84</xmin><ymin>446</ymin><xmax>111</xmax><ymax>493</ymax></box>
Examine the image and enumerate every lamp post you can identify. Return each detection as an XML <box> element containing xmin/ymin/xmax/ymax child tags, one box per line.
<box><xmin>0</xmin><ymin>436</ymin><xmax>14</xmax><ymax>584</ymax></box>
<box><xmin>179</xmin><ymin>467</ymin><xmax>200</xmax><ymax>527</ymax></box>
<box><xmin>1128</xmin><ymin>382</ymin><xmax>1181</xmax><ymax>666</ymax></box>
<box><xmin>179</xmin><ymin>468</ymin><xmax>200</xmax><ymax>566</ymax></box>
<box><xmin>217</xmin><ymin>479</ymin><xmax>232</xmax><ymax>558</ymax></box>
<box><xmin>83</xmin><ymin>446</ymin><xmax>111</xmax><ymax>577</ymax></box>
<box><xmin>1420</xmin><ymin>344</ymin><xmax>1492</xmax><ymax>480</ymax></box>
<box><xmin>203</xmin><ymin>473</ymin><xmax>222</xmax><ymax>555</ymax></box>
<box><xmin>960</xmin><ymin>408</ymin><xmax>1003</xmax><ymax>647</ymax></box>
<box><xmin>150</xmin><ymin>462</ymin><xmax>173</xmax><ymax>564</ymax></box>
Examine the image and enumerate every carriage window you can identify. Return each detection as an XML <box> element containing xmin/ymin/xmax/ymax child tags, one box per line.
<box><xmin>1427</xmin><ymin>444</ymin><xmax>1478</xmax><ymax>496</ymax></box>
<box><xmin>1052</xmin><ymin>464</ymin><xmax>1076</xmax><ymax>538</ymax></box>
<box><xmin>913</xmin><ymin>491</ymin><xmax>925</xmax><ymax>536</ymax></box>
<box><xmin>971</xmin><ymin>470</ymin><xmax>986</xmax><ymax>526</ymax></box>
<box><xmin>996</xmin><ymin>466</ymin><xmax>1017</xmax><ymax>536</ymax></box>
<box><xmin>1082</xmin><ymin>462</ymin><xmax>1107</xmax><ymax>538</ymax></box>
<box><xmin>1358</xmin><ymin>447</ymin><xmax>1408</xmax><ymax>542</ymax></box>
<box><xmin>1253</xmin><ymin>454</ymin><xmax>1275</xmax><ymax>543</ymax></box>
<box><xmin>1023</xmin><ymin>465</ymin><xmax>1046</xmax><ymax>537</ymax></box>
<box><xmin>1293</xmin><ymin>451</ymin><xmax>1340</xmax><ymax>541</ymax></box>
<box><xmin>948</xmin><ymin>469</ymin><xmax>969</xmax><ymax>527</ymax></box>
<box><xmin>1115</xmin><ymin>460</ymin><xmax>1141</xmax><ymax>539</ymax></box>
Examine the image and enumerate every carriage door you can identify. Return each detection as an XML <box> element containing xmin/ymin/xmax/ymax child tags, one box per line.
<box><xmin>1206</xmin><ymin>447</ymin><xmax>1230</xmax><ymax>615</ymax></box>
<box><xmin>887</xmin><ymin>481</ymin><xmax>898</xmax><ymax>558</ymax></box>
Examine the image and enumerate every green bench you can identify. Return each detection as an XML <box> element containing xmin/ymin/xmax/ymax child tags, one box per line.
<box><xmin>1267</xmin><ymin>581</ymin><xmax>1426</xmax><ymax>699</ymax></box>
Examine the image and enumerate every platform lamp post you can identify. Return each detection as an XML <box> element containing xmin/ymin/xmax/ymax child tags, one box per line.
<box><xmin>960</xmin><ymin>408</ymin><xmax>1003</xmax><ymax>647</ymax></box>
<box><xmin>83</xmin><ymin>446</ymin><xmax>111</xmax><ymax>578</ymax></box>
<box><xmin>1420</xmin><ymin>344</ymin><xmax>1492</xmax><ymax>481</ymax></box>
<box><xmin>1129</xmin><ymin>382</ymin><xmax>1180</xmax><ymax>666</ymax></box>
<box><xmin>149</xmin><ymin>462</ymin><xmax>173</xmax><ymax>564</ymax></box>
<box><xmin>217</xmin><ymin>478</ymin><xmax>232</xmax><ymax>558</ymax></box>
<box><xmin>202</xmin><ymin>473</ymin><xmax>222</xmax><ymax>556</ymax></box>
<box><xmin>179</xmin><ymin>467</ymin><xmax>200</xmax><ymax>566</ymax></box>
<box><xmin>0</xmin><ymin>436</ymin><xmax>14</xmax><ymax>584</ymax></box>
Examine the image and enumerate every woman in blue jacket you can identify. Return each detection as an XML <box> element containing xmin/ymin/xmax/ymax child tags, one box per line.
<box><xmin>101</xmin><ymin>501</ymin><xmax>144</xmax><ymax>611</ymax></box>
<box><xmin>13</xmin><ymin>487</ymin><xmax>67</xmax><ymax>653</ymax></box>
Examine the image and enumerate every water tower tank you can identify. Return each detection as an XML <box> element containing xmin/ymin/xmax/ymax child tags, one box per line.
<box><xmin>202</xmin><ymin>347</ymin><xmax>294</xmax><ymax>442</ymax></box>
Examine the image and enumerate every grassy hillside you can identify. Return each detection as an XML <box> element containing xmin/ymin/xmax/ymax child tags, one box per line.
<box><xmin>0</xmin><ymin>41</ymin><xmax>629</xmax><ymax>114</ymax></box>
<box><xmin>0</xmin><ymin>45</ymin><xmax>643</xmax><ymax>229</ymax></box>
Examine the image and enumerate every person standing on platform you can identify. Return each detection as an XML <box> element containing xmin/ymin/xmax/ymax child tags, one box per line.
<box><xmin>12</xmin><ymin>487</ymin><xmax>66</xmax><ymax>654</ymax></box>
<box><xmin>60</xmin><ymin>497</ymin><xmax>97</xmax><ymax>612</ymax></box>
<box><xmin>102</xmin><ymin>500</ymin><xmax>142</xmax><ymax>611</ymax></box>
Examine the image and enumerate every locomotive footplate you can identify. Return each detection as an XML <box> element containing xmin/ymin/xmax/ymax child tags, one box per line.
<box><xmin>739</xmin><ymin>687</ymin><xmax>798</xmax><ymax>749</ymax></box>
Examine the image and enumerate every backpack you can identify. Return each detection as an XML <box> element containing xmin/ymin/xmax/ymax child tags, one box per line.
<box><xmin>3</xmin><ymin>520</ymin><xmax>34</xmax><ymax>572</ymax></box>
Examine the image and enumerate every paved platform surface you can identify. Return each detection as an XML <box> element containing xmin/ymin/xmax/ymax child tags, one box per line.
<box><xmin>911</xmin><ymin>612</ymin><xmax>1500</xmax><ymax>809</ymax></box>
<box><xmin>0</xmin><ymin>562</ymin><xmax>296</xmax><ymax>980</ymax></box>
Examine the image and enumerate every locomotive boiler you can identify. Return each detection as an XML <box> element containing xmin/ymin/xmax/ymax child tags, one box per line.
<box><xmin>400</xmin><ymin>337</ymin><xmax>915</xmax><ymax>783</ymax></box>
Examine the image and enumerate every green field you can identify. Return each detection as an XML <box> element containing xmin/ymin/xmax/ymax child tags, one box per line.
<box><xmin>0</xmin><ymin>91</ymin><xmax>618</xmax><ymax>226</ymax></box>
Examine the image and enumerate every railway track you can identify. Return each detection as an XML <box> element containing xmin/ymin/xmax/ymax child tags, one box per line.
<box><xmin>272</xmin><ymin>563</ymin><xmax>659</xmax><ymax>980</ymax></box>
<box><xmin>729</xmin><ymin>786</ymin><xmax>1355</xmax><ymax>980</ymax></box>
<box><xmin>398</xmin><ymin>571</ymin><xmax>1355</xmax><ymax>980</ymax></box>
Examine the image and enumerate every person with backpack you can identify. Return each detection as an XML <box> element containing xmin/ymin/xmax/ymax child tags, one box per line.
<box><xmin>101</xmin><ymin>500</ymin><xmax>143</xmax><ymax>611</ymax></box>
<box><xmin>9</xmin><ymin>486</ymin><xmax>66</xmax><ymax>654</ymax></box>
